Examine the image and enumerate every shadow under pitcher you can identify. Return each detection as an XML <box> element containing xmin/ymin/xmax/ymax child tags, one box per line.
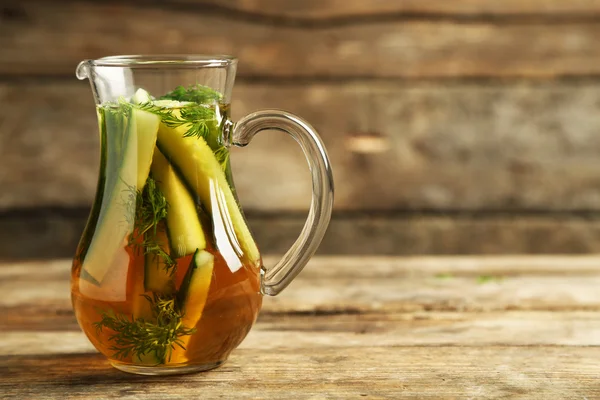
<box><xmin>72</xmin><ymin>55</ymin><xmax>334</xmax><ymax>375</ymax></box>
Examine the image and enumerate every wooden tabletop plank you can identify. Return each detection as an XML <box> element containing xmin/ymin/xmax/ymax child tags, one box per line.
<box><xmin>3</xmin><ymin>256</ymin><xmax>599</xmax><ymax>398</ymax></box>
<box><xmin>3</xmin><ymin>310</ymin><xmax>600</xmax><ymax>355</ymax></box>
<box><xmin>2</xmin><ymin>347</ymin><xmax>599</xmax><ymax>399</ymax></box>
<box><xmin>4</xmin><ymin>257</ymin><xmax>600</xmax><ymax>312</ymax></box>
<box><xmin>5</xmin><ymin>255</ymin><xmax>600</xmax><ymax>280</ymax></box>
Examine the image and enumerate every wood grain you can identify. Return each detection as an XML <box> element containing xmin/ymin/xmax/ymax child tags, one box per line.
<box><xmin>5</xmin><ymin>310</ymin><xmax>600</xmax><ymax>347</ymax></box>
<box><xmin>4</xmin><ymin>81</ymin><xmax>600</xmax><ymax>212</ymax></box>
<box><xmin>4</xmin><ymin>256</ymin><xmax>600</xmax><ymax>314</ymax></box>
<box><xmin>2</xmin><ymin>347</ymin><xmax>598</xmax><ymax>399</ymax></box>
<box><xmin>6</xmin><ymin>211</ymin><xmax>600</xmax><ymax>259</ymax></box>
<box><xmin>255</xmin><ymin>213</ymin><xmax>600</xmax><ymax>255</ymax></box>
<box><xmin>2</xmin><ymin>257</ymin><xmax>600</xmax><ymax>398</ymax></box>
<box><xmin>175</xmin><ymin>0</ymin><xmax>600</xmax><ymax>19</ymax></box>
<box><xmin>3</xmin><ymin>1</ymin><xmax>600</xmax><ymax>78</ymax></box>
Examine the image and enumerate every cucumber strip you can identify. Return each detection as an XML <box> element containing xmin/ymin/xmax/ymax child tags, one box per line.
<box><xmin>156</xmin><ymin>116</ymin><xmax>260</xmax><ymax>263</ymax></box>
<box><xmin>151</xmin><ymin>148</ymin><xmax>207</xmax><ymax>257</ymax></box>
<box><xmin>132</xmin><ymin>88</ymin><xmax>152</xmax><ymax>104</ymax></box>
<box><xmin>75</xmin><ymin>109</ymin><xmax>107</xmax><ymax>265</ymax></box>
<box><xmin>81</xmin><ymin>101</ymin><xmax>160</xmax><ymax>283</ymax></box>
<box><xmin>132</xmin><ymin>281</ymin><xmax>152</xmax><ymax>322</ymax></box>
<box><xmin>152</xmin><ymin>99</ymin><xmax>195</xmax><ymax>108</ymax></box>
<box><xmin>144</xmin><ymin>225</ymin><xmax>175</xmax><ymax>294</ymax></box>
<box><xmin>82</xmin><ymin>108</ymin><xmax>137</xmax><ymax>283</ymax></box>
<box><xmin>133</xmin><ymin>108</ymin><xmax>160</xmax><ymax>190</ymax></box>
<box><xmin>177</xmin><ymin>249</ymin><xmax>214</xmax><ymax>311</ymax></box>
<box><xmin>132</xmin><ymin>89</ymin><xmax>160</xmax><ymax>189</ymax></box>
<box><xmin>171</xmin><ymin>249</ymin><xmax>215</xmax><ymax>363</ymax></box>
<box><xmin>131</xmin><ymin>262</ymin><xmax>159</xmax><ymax>365</ymax></box>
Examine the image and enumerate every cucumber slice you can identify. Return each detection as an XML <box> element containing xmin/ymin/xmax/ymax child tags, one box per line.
<box><xmin>74</xmin><ymin>108</ymin><xmax>107</xmax><ymax>267</ymax></box>
<box><xmin>156</xmin><ymin>115</ymin><xmax>260</xmax><ymax>263</ymax></box>
<box><xmin>133</xmin><ymin>108</ymin><xmax>160</xmax><ymax>189</ymax></box>
<box><xmin>132</xmin><ymin>88</ymin><xmax>152</xmax><ymax>104</ymax></box>
<box><xmin>171</xmin><ymin>249</ymin><xmax>214</xmax><ymax>363</ymax></box>
<box><xmin>152</xmin><ymin>99</ymin><xmax>194</xmax><ymax>108</ymax></box>
<box><xmin>177</xmin><ymin>249</ymin><xmax>214</xmax><ymax>311</ymax></box>
<box><xmin>132</xmin><ymin>252</ymin><xmax>159</xmax><ymax>365</ymax></box>
<box><xmin>81</xmin><ymin>99</ymin><xmax>160</xmax><ymax>283</ymax></box>
<box><xmin>82</xmin><ymin>108</ymin><xmax>137</xmax><ymax>283</ymax></box>
<box><xmin>131</xmin><ymin>89</ymin><xmax>161</xmax><ymax>189</ymax></box>
<box><xmin>150</xmin><ymin>148</ymin><xmax>206</xmax><ymax>257</ymax></box>
<box><xmin>132</xmin><ymin>276</ymin><xmax>153</xmax><ymax>322</ymax></box>
<box><xmin>143</xmin><ymin>225</ymin><xmax>175</xmax><ymax>294</ymax></box>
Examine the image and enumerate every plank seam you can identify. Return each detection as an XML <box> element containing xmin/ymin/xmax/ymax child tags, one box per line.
<box><xmin>5</xmin><ymin>206</ymin><xmax>600</xmax><ymax>220</ymax></box>
<box><xmin>14</xmin><ymin>0</ymin><xmax>600</xmax><ymax>28</ymax></box>
<box><xmin>6</xmin><ymin>74</ymin><xmax>600</xmax><ymax>85</ymax></box>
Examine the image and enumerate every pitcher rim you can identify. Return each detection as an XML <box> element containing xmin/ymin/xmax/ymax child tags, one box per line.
<box><xmin>88</xmin><ymin>54</ymin><xmax>237</xmax><ymax>68</ymax></box>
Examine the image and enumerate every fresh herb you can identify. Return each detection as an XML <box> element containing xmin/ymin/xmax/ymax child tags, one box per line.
<box><xmin>104</xmin><ymin>84</ymin><xmax>226</xmax><ymax>142</ymax></box>
<box><xmin>102</xmin><ymin>97</ymin><xmax>216</xmax><ymax>142</ymax></box>
<box><xmin>158</xmin><ymin>84</ymin><xmax>223</xmax><ymax>140</ymax></box>
<box><xmin>134</xmin><ymin>101</ymin><xmax>216</xmax><ymax>140</ymax></box>
<box><xmin>135</xmin><ymin>177</ymin><xmax>168</xmax><ymax>237</ymax></box>
<box><xmin>144</xmin><ymin>241</ymin><xmax>176</xmax><ymax>273</ymax></box>
<box><xmin>94</xmin><ymin>294</ymin><xmax>195</xmax><ymax>364</ymax></box>
<box><xmin>126</xmin><ymin>177</ymin><xmax>176</xmax><ymax>273</ymax></box>
<box><xmin>213</xmin><ymin>146</ymin><xmax>230</xmax><ymax>171</ymax></box>
<box><xmin>174</xmin><ymin>106</ymin><xmax>215</xmax><ymax>139</ymax></box>
<box><xmin>160</xmin><ymin>84</ymin><xmax>223</xmax><ymax>104</ymax></box>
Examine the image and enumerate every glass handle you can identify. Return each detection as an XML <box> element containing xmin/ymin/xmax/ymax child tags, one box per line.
<box><xmin>232</xmin><ymin>110</ymin><xmax>334</xmax><ymax>296</ymax></box>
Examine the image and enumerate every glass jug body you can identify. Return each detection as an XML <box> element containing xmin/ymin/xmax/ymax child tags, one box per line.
<box><xmin>72</xmin><ymin>55</ymin><xmax>333</xmax><ymax>375</ymax></box>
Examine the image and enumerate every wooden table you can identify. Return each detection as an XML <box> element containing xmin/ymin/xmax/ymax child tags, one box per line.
<box><xmin>2</xmin><ymin>256</ymin><xmax>600</xmax><ymax>399</ymax></box>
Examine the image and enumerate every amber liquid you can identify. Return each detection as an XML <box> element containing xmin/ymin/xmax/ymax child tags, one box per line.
<box><xmin>72</xmin><ymin>246</ymin><xmax>261</xmax><ymax>367</ymax></box>
<box><xmin>71</xmin><ymin>101</ymin><xmax>262</xmax><ymax>369</ymax></box>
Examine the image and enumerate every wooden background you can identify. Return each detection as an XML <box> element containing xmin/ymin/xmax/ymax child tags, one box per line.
<box><xmin>3</xmin><ymin>0</ymin><xmax>600</xmax><ymax>258</ymax></box>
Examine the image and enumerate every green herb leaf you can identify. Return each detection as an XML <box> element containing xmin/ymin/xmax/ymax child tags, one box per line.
<box><xmin>93</xmin><ymin>294</ymin><xmax>195</xmax><ymax>364</ymax></box>
<box><xmin>125</xmin><ymin>177</ymin><xmax>177</xmax><ymax>273</ymax></box>
<box><xmin>133</xmin><ymin>101</ymin><xmax>216</xmax><ymax>140</ymax></box>
<box><xmin>213</xmin><ymin>146</ymin><xmax>230</xmax><ymax>171</ymax></box>
<box><xmin>160</xmin><ymin>84</ymin><xmax>223</xmax><ymax>104</ymax></box>
<box><xmin>171</xmin><ymin>106</ymin><xmax>215</xmax><ymax>139</ymax></box>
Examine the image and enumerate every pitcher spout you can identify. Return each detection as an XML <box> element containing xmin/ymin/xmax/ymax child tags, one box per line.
<box><xmin>76</xmin><ymin>60</ymin><xmax>91</xmax><ymax>80</ymax></box>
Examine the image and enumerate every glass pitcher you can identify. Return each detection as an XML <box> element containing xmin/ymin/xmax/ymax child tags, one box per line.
<box><xmin>72</xmin><ymin>55</ymin><xmax>333</xmax><ymax>375</ymax></box>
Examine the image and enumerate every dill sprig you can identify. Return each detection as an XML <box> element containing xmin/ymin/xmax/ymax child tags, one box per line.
<box><xmin>102</xmin><ymin>97</ymin><xmax>217</xmax><ymax>141</ymax></box>
<box><xmin>160</xmin><ymin>84</ymin><xmax>223</xmax><ymax>104</ymax></box>
<box><xmin>134</xmin><ymin>101</ymin><xmax>216</xmax><ymax>140</ymax></box>
<box><xmin>135</xmin><ymin>177</ymin><xmax>168</xmax><ymax>237</ymax></box>
<box><xmin>126</xmin><ymin>177</ymin><xmax>176</xmax><ymax>272</ymax></box>
<box><xmin>93</xmin><ymin>294</ymin><xmax>196</xmax><ymax>364</ymax></box>
<box><xmin>102</xmin><ymin>84</ymin><xmax>225</xmax><ymax>142</ymax></box>
<box><xmin>144</xmin><ymin>241</ymin><xmax>176</xmax><ymax>273</ymax></box>
<box><xmin>213</xmin><ymin>146</ymin><xmax>230</xmax><ymax>171</ymax></box>
<box><xmin>156</xmin><ymin>83</ymin><xmax>223</xmax><ymax>139</ymax></box>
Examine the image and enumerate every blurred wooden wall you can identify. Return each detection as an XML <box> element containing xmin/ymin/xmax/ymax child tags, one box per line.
<box><xmin>3</xmin><ymin>0</ymin><xmax>600</xmax><ymax>258</ymax></box>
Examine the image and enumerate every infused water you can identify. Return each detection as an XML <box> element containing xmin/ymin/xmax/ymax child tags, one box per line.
<box><xmin>71</xmin><ymin>86</ymin><xmax>262</xmax><ymax>370</ymax></box>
